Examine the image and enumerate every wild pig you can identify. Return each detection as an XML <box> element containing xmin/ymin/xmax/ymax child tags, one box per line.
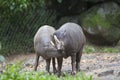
<box><xmin>34</xmin><ymin>25</ymin><xmax>62</xmax><ymax>73</ymax></box>
<box><xmin>51</xmin><ymin>22</ymin><xmax>86</xmax><ymax>76</ymax></box>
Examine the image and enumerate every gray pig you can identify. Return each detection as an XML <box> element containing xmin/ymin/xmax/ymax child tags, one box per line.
<box><xmin>51</xmin><ymin>22</ymin><xmax>86</xmax><ymax>76</ymax></box>
<box><xmin>34</xmin><ymin>25</ymin><xmax>62</xmax><ymax>73</ymax></box>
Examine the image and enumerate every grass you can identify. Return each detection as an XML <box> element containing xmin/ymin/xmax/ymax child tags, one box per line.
<box><xmin>0</xmin><ymin>63</ymin><xmax>92</xmax><ymax>80</ymax></box>
<box><xmin>83</xmin><ymin>44</ymin><xmax>120</xmax><ymax>54</ymax></box>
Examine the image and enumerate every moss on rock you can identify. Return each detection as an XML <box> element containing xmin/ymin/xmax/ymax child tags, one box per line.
<box><xmin>80</xmin><ymin>2</ymin><xmax>120</xmax><ymax>46</ymax></box>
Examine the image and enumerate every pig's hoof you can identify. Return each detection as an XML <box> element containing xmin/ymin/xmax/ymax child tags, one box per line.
<box><xmin>71</xmin><ymin>71</ymin><xmax>76</xmax><ymax>75</ymax></box>
<box><xmin>57</xmin><ymin>72</ymin><xmax>61</xmax><ymax>77</ymax></box>
<box><xmin>53</xmin><ymin>70</ymin><xmax>57</xmax><ymax>74</ymax></box>
<box><xmin>76</xmin><ymin>69</ymin><xmax>81</xmax><ymax>72</ymax></box>
<box><xmin>57</xmin><ymin>74</ymin><xmax>61</xmax><ymax>77</ymax></box>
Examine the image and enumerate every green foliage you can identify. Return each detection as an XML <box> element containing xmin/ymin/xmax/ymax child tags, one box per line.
<box><xmin>83</xmin><ymin>45</ymin><xmax>120</xmax><ymax>54</ymax></box>
<box><xmin>101</xmin><ymin>47</ymin><xmax>120</xmax><ymax>53</ymax></box>
<box><xmin>0</xmin><ymin>63</ymin><xmax>93</xmax><ymax>80</ymax></box>
<box><xmin>0</xmin><ymin>0</ymin><xmax>45</xmax><ymax>17</ymax></box>
<box><xmin>106</xmin><ymin>14</ymin><xmax>120</xmax><ymax>28</ymax></box>
<box><xmin>0</xmin><ymin>0</ymin><xmax>47</xmax><ymax>55</ymax></box>
<box><xmin>0</xmin><ymin>6</ymin><xmax>56</xmax><ymax>55</ymax></box>
<box><xmin>83</xmin><ymin>45</ymin><xmax>96</xmax><ymax>54</ymax></box>
<box><xmin>82</xmin><ymin>13</ymin><xmax>111</xmax><ymax>28</ymax></box>
<box><xmin>105</xmin><ymin>13</ymin><xmax>120</xmax><ymax>40</ymax></box>
<box><xmin>62</xmin><ymin>72</ymin><xmax>92</xmax><ymax>80</ymax></box>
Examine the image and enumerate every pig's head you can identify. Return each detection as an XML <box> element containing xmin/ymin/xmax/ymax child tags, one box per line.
<box><xmin>50</xmin><ymin>30</ymin><xmax>66</xmax><ymax>52</ymax></box>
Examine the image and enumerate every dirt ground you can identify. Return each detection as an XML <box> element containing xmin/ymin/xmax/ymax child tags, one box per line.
<box><xmin>1</xmin><ymin>53</ymin><xmax>120</xmax><ymax>80</ymax></box>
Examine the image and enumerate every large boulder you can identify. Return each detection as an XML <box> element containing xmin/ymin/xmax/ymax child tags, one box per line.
<box><xmin>80</xmin><ymin>2</ymin><xmax>120</xmax><ymax>46</ymax></box>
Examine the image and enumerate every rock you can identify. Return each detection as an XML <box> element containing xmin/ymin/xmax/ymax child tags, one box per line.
<box><xmin>117</xmin><ymin>72</ymin><xmax>120</xmax><ymax>76</ymax></box>
<box><xmin>98</xmin><ymin>70</ymin><xmax>114</xmax><ymax>77</ymax></box>
<box><xmin>25</xmin><ymin>63</ymin><xmax>31</xmax><ymax>67</ymax></box>
<box><xmin>80</xmin><ymin>2</ymin><xmax>120</xmax><ymax>46</ymax></box>
<box><xmin>0</xmin><ymin>55</ymin><xmax>6</xmax><ymax>62</ymax></box>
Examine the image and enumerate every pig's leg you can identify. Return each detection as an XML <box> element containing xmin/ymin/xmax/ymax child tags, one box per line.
<box><xmin>34</xmin><ymin>54</ymin><xmax>40</xmax><ymax>71</ymax></box>
<box><xmin>71</xmin><ymin>54</ymin><xmax>76</xmax><ymax>75</ymax></box>
<box><xmin>76</xmin><ymin>46</ymin><xmax>83</xmax><ymax>72</ymax></box>
<box><xmin>46</xmin><ymin>58</ymin><xmax>51</xmax><ymax>73</ymax></box>
<box><xmin>52</xmin><ymin>58</ymin><xmax>57</xmax><ymax>74</ymax></box>
<box><xmin>57</xmin><ymin>57</ymin><xmax>63</xmax><ymax>77</ymax></box>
